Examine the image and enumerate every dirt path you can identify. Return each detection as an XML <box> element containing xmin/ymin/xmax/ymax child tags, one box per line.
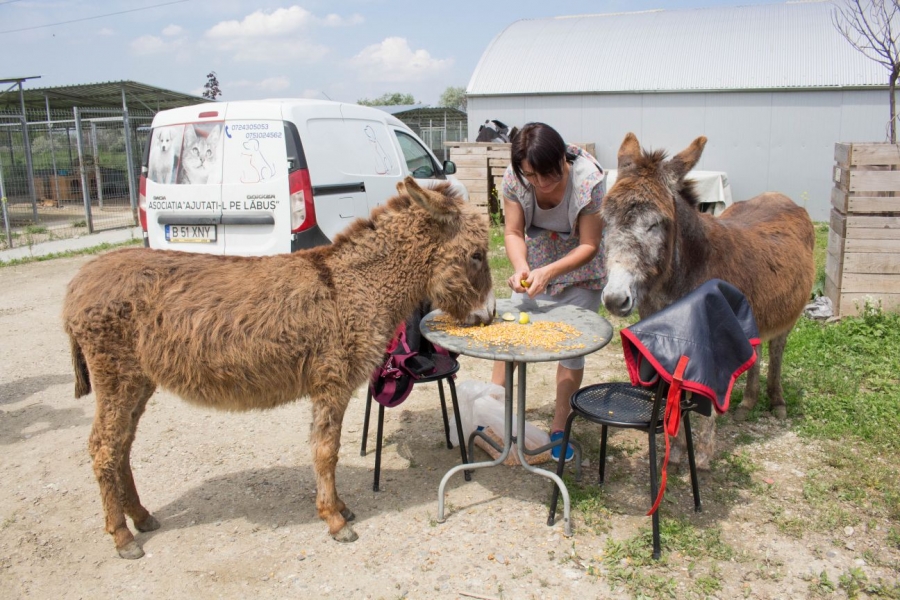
<box><xmin>1</xmin><ymin>254</ymin><xmax>896</xmax><ymax>599</ymax></box>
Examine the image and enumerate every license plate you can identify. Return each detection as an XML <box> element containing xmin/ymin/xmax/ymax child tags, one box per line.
<box><xmin>165</xmin><ymin>225</ymin><xmax>217</xmax><ymax>243</ymax></box>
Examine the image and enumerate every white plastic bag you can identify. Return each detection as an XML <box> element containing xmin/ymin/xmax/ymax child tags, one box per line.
<box><xmin>472</xmin><ymin>393</ymin><xmax>551</xmax><ymax>464</ymax></box>
<box><xmin>449</xmin><ymin>381</ymin><xmax>504</xmax><ymax>448</ymax></box>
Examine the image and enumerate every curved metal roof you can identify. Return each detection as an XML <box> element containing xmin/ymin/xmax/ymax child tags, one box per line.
<box><xmin>467</xmin><ymin>1</ymin><xmax>887</xmax><ymax>95</ymax></box>
<box><xmin>0</xmin><ymin>80</ymin><xmax>207</xmax><ymax>112</ymax></box>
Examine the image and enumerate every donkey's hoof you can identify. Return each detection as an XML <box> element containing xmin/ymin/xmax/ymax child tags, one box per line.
<box><xmin>772</xmin><ymin>406</ymin><xmax>787</xmax><ymax>420</ymax></box>
<box><xmin>732</xmin><ymin>407</ymin><xmax>750</xmax><ymax>422</ymax></box>
<box><xmin>117</xmin><ymin>541</ymin><xmax>145</xmax><ymax>560</ymax></box>
<box><xmin>341</xmin><ymin>508</ymin><xmax>356</xmax><ymax>522</ymax></box>
<box><xmin>135</xmin><ymin>514</ymin><xmax>161</xmax><ymax>532</ymax></box>
<box><xmin>331</xmin><ymin>524</ymin><xmax>358</xmax><ymax>543</ymax></box>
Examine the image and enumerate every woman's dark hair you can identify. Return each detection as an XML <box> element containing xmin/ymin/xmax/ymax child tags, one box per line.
<box><xmin>510</xmin><ymin>122</ymin><xmax>571</xmax><ymax>184</ymax></box>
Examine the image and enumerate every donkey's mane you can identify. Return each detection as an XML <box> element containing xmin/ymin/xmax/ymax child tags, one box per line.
<box><xmin>326</xmin><ymin>181</ymin><xmax>459</xmax><ymax>254</ymax></box>
<box><xmin>635</xmin><ymin>147</ymin><xmax>701</xmax><ymax>208</ymax></box>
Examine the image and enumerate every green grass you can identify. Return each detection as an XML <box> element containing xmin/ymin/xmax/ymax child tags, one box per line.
<box><xmin>600</xmin><ymin>518</ymin><xmax>734</xmax><ymax>598</ymax></box>
<box><xmin>811</xmin><ymin>221</ymin><xmax>829</xmax><ymax>297</ymax></box>
<box><xmin>784</xmin><ymin>303</ymin><xmax>900</xmax><ymax>450</ymax></box>
<box><xmin>0</xmin><ymin>238</ymin><xmax>141</xmax><ymax>267</ymax></box>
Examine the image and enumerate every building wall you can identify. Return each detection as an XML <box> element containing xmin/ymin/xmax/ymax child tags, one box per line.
<box><xmin>468</xmin><ymin>89</ymin><xmax>888</xmax><ymax>221</ymax></box>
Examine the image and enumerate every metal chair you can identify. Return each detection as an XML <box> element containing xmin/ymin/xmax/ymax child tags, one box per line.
<box><xmin>548</xmin><ymin>279</ymin><xmax>760</xmax><ymax>559</ymax></box>
<box><xmin>547</xmin><ymin>378</ymin><xmax>703</xmax><ymax>559</ymax></box>
<box><xmin>360</xmin><ymin>352</ymin><xmax>468</xmax><ymax>491</ymax></box>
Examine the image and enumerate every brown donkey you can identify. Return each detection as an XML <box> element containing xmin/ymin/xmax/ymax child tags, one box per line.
<box><xmin>63</xmin><ymin>177</ymin><xmax>493</xmax><ymax>559</ymax></box>
<box><xmin>600</xmin><ymin>133</ymin><xmax>815</xmax><ymax>465</ymax></box>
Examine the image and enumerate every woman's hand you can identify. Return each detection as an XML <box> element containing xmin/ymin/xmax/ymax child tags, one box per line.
<box><xmin>522</xmin><ymin>266</ymin><xmax>552</xmax><ymax>297</ymax></box>
<box><xmin>508</xmin><ymin>268</ymin><xmax>531</xmax><ymax>293</ymax></box>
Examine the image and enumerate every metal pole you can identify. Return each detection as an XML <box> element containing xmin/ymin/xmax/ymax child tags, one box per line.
<box><xmin>18</xmin><ymin>82</ymin><xmax>38</xmax><ymax>222</ymax></box>
<box><xmin>73</xmin><ymin>107</ymin><xmax>94</xmax><ymax>233</ymax></box>
<box><xmin>121</xmin><ymin>87</ymin><xmax>138</xmax><ymax>220</ymax></box>
<box><xmin>443</xmin><ymin>111</ymin><xmax>448</xmax><ymax>161</ymax></box>
<box><xmin>90</xmin><ymin>121</ymin><xmax>104</xmax><ymax>209</ymax></box>
<box><xmin>46</xmin><ymin>95</ymin><xmax>61</xmax><ymax>206</ymax></box>
<box><xmin>0</xmin><ymin>154</ymin><xmax>12</xmax><ymax>248</ymax></box>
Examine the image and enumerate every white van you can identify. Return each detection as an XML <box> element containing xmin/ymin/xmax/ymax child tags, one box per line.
<box><xmin>139</xmin><ymin>99</ymin><xmax>466</xmax><ymax>255</ymax></box>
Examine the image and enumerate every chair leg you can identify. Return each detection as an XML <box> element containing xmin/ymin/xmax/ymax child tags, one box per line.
<box><xmin>361</xmin><ymin>386</ymin><xmax>373</xmax><ymax>456</ymax></box>
<box><xmin>598</xmin><ymin>425</ymin><xmax>609</xmax><ymax>484</ymax></box>
<box><xmin>548</xmin><ymin>411</ymin><xmax>577</xmax><ymax>526</ymax></box>
<box><xmin>437</xmin><ymin>379</ymin><xmax>452</xmax><ymax>449</ymax></box>
<box><xmin>374</xmin><ymin>403</ymin><xmax>386</xmax><ymax>492</ymax></box>
<box><xmin>648</xmin><ymin>427</ymin><xmax>661</xmax><ymax>560</ymax></box>
<box><xmin>445</xmin><ymin>377</ymin><xmax>471</xmax><ymax>481</ymax></box>
<box><xmin>682</xmin><ymin>411</ymin><xmax>702</xmax><ymax>512</ymax></box>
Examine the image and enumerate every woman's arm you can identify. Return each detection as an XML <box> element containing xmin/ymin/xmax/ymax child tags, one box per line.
<box><xmin>503</xmin><ymin>198</ymin><xmax>532</xmax><ymax>293</ymax></box>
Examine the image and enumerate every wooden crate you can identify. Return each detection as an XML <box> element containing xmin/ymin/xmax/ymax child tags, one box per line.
<box><xmin>827</xmin><ymin>143</ymin><xmax>900</xmax><ymax>316</ymax></box>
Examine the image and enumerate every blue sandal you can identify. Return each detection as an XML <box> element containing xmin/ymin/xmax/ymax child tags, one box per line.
<box><xmin>550</xmin><ymin>430</ymin><xmax>574</xmax><ymax>463</ymax></box>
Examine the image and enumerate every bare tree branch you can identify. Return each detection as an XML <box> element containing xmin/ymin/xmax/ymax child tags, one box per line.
<box><xmin>832</xmin><ymin>0</ymin><xmax>900</xmax><ymax>142</ymax></box>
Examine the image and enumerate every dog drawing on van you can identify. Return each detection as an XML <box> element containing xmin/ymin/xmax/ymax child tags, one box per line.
<box><xmin>240</xmin><ymin>139</ymin><xmax>276</xmax><ymax>183</ymax></box>
<box><xmin>148</xmin><ymin>126</ymin><xmax>181</xmax><ymax>184</ymax></box>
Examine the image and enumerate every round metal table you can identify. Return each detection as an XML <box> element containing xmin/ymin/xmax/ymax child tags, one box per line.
<box><xmin>420</xmin><ymin>297</ymin><xmax>613</xmax><ymax>536</ymax></box>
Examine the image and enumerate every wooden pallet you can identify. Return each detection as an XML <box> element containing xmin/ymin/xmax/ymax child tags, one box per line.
<box><xmin>827</xmin><ymin>143</ymin><xmax>900</xmax><ymax>316</ymax></box>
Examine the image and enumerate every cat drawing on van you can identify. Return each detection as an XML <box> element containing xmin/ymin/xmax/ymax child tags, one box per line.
<box><xmin>148</xmin><ymin>126</ymin><xmax>181</xmax><ymax>184</ymax></box>
<box><xmin>178</xmin><ymin>124</ymin><xmax>222</xmax><ymax>185</ymax></box>
<box><xmin>240</xmin><ymin>139</ymin><xmax>276</xmax><ymax>183</ymax></box>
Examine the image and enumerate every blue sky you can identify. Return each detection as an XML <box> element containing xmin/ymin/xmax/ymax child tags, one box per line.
<box><xmin>4</xmin><ymin>0</ymin><xmax>783</xmax><ymax>106</ymax></box>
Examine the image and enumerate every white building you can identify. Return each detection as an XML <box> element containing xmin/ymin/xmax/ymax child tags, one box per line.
<box><xmin>466</xmin><ymin>1</ymin><xmax>890</xmax><ymax>221</ymax></box>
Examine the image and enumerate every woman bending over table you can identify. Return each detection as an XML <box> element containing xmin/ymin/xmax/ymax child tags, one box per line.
<box><xmin>491</xmin><ymin>122</ymin><xmax>607</xmax><ymax>462</ymax></box>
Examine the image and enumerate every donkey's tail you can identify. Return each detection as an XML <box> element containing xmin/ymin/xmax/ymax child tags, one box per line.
<box><xmin>69</xmin><ymin>335</ymin><xmax>92</xmax><ymax>398</ymax></box>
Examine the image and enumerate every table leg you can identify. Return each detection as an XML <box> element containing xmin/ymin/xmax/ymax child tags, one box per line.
<box><xmin>513</xmin><ymin>365</ymin><xmax>572</xmax><ymax>536</ymax></box>
<box><xmin>437</xmin><ymin>361</ymin><xmax>516</xmax><ymax>521</ymax></box>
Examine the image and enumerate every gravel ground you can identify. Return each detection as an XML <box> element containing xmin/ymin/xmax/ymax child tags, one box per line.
<box><xmin>1</xmin><ymin>254</ymin><xmax>897</xmax><ymax>599</ymax></box>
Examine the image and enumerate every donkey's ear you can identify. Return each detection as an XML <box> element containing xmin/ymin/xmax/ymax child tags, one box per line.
<box><xmin>617</xmin><ymin>132</ymin><xmax>641</xmax><ymax>169</ymax></box>
<box><xmin>669</xmin><ymin>136</ymin><xmax>707</xmax><ymax>179</ymax></box>
<box><xmin>401</xmin><ymin>176</ymin><xmax>458</xmax><ymax>222</ymax></box>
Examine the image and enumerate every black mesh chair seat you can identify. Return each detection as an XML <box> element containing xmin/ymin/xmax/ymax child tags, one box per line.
<box><xmin>360</xmin><ymin>352</ymin><xmax>467</xmax><ymax>491</ymax></box>
<box><xmin>571</xmin><ymin>382</ymin><xmax>666</xmax><ymax>430</ymax></box>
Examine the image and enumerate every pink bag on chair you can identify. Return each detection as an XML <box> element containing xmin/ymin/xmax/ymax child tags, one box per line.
<box><xmin>370</xmin><ymin>322</ymin><xmax>419</xmax><ymax>408</ymax></box>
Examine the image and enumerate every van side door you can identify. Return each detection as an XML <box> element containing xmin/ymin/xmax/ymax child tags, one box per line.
<box><xmin>338</xmin><ymin>104</ymin><xmax>403</xmax><ymax>215</ymax></box>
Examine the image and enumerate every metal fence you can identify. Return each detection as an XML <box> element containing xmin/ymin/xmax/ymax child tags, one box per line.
<box><xmin>0</xmin><ymin>107</ymin><xmax>154</xmax><ymax>250</ymax></box>
<box><xmin>397</xmin><ymin>115</ymin><xmax>467</xmax><ymax>162</ymax></box>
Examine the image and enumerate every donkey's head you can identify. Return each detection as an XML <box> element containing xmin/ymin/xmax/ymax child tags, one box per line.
<box><xmin>601</xmin><ymin>133</ymin><xmax>706</xmax><ymax>317</ymax></box>
<box><xmin>398</xmin><ymin>177</ymin><xmax>494</xmax><ymax>324</ymax></box>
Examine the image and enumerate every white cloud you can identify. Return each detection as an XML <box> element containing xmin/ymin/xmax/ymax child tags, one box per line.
<box><xmin>162</xmin><ymin>25</ymin><xmax>184</xmax><ymax>37</ymax></box>
<box><xmin>204</xmin><ymin>6</ymin><xmax>361</xmax><ymax>64</ymax></box>
<box><xmin>300</xmin><ymin>89</ymin><xmax>326</xmax><ymax>99</ymax></box>
<box><xmin>130</xmin><ymin>35</ymin><xmax>166</xmax><ymax>56</ymax></box>
<box><xmin>347</xmin><ymin>37</ymin><xmax>453</xmax><ymax>82</ymax></box>
<box><xmin>97</xmin><ymin>28</ymin><xmax>115</xmax><ymax>37</ymax></box>
<box><xmin>321</xmin><ymin>13</ymin><xmax>364</xmax><ymax>27</ymax></box>
<box><xmin>259</xmin><ymin>76</ymin><xmax>290</xmax><ymax>92</ymax></box>
<box><xmin>230</xmin><ymin>77</ymin><xmax>291</xmax><ymax>92</ymax></box>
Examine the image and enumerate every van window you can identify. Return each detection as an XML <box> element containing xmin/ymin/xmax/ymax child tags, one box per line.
<box><xmin>394</xmin><ymin>131</ymin><xmax>444</xmax><ymax>180</ymax></box>
<box><xmin>284</xmin><ymin>121</ymin><xmax>307</xmax><ymax>173</ymax></box>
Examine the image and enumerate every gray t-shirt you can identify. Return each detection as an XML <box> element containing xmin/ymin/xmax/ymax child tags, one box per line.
<box><xmin>531</xmin><ymin>171</ymin><xmax>574</xmax><ymax>234</ymax></box>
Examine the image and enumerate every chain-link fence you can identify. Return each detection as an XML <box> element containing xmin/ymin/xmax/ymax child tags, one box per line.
<box><xmin>0</xmin><ymin>107</ymin><xmax>154</xmax><ymax>250</ymax></box>
<box><xmin>395</xmin><ymin>111</ymin><xmax>467</xmax><ymax>162</ymax></box>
